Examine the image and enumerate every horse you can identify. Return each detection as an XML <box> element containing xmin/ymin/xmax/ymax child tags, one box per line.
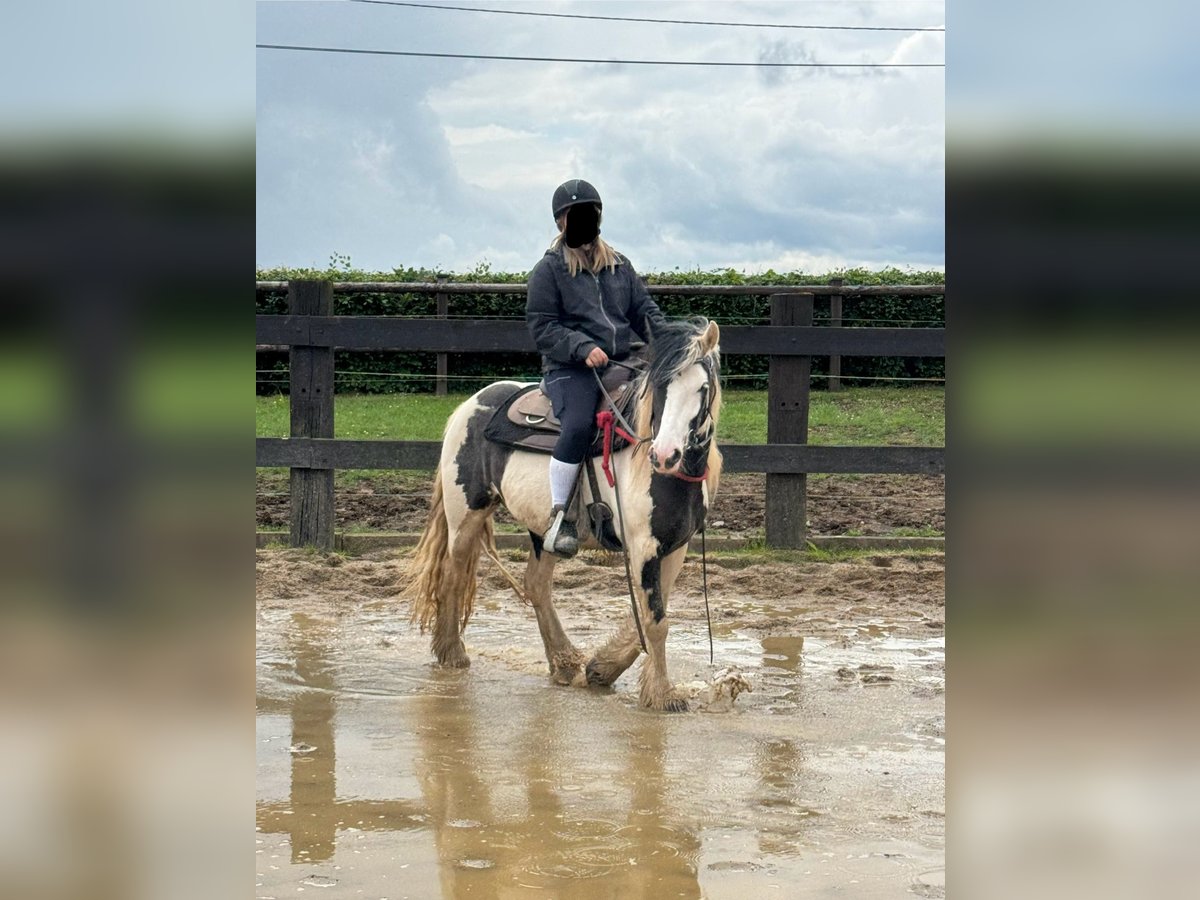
<box><xmin>402</xmin><ymin>317</ymin><xmax>723</xmax><ymax>712</ymax></box>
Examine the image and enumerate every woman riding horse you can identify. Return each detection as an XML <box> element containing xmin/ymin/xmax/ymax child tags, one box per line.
<box><xmin>402</xmin><ymin>184</ymin><xmax>722</xmax><ymax>712</ymax></box>
<box><xmin>526</xmin><ymin>179</ymin><xmax>668</xmax><ymax>557</ymax></box>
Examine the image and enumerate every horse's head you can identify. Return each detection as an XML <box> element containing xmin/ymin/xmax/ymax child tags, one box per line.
<box><xmin>638</xmin><ymin>317</ymin><xmax>722</xmax><ymax>477</ymax></box>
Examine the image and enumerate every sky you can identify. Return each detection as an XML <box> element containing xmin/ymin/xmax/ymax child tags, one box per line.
<box><xmin>255</xmin><ymin>1</ymin><xmax>945</xmax><ymax>275</ymax></box>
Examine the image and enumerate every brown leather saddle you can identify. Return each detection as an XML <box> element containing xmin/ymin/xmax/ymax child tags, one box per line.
<box><xmin>484</xmin><ymin>362</ymin><xmax>643</xmax><ymax>455</ymax></box>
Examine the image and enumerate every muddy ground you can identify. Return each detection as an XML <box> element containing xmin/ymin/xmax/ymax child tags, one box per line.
<box><xmin>257</xmin><ymin>547</ymin><xmax>945</xmax><ymax>898</ymax></box>
<box><xmin>257</xmin><ymin>471</ymin><xmax>945</xmax><ymax>538</ymax></box>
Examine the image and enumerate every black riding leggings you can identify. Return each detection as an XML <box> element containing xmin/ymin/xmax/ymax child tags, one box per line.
<box><xmin>542</xmin><ymin>366</ymin><xmax>603</xmax><ymax>464</ymax></box>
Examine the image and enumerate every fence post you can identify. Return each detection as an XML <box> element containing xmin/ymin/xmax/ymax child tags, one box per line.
<box><xmin>435</xmin><ymin>274</ymin><xmax>449</xmax><ymax>396</ymax></box>
<box><xmin>289</xmin><ymin>279</ymin><xmax>335</xmax><ymax>550</ymax></box>
<box><xmin>765</xmin><ymin>292</ymin><xmax>813</xmax><ymax>549</ymax></box>
<box><xmin>828</xmin><ymin>277</ymin><xmax>843</xmax><ymax>392</ymax></box>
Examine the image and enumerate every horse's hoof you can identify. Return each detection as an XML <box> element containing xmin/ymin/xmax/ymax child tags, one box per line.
<box><xmin>432</xmin><ymin>635</ymin><xmax>471</xmax><ymax>668</ymax></box>
<box><xmin>642</xmin><ymin>694</ymin><xmax>689</xmax><ymax>713</ymax></box>
<box><xmin>585</xmin><ymin>658</ymin><xmax>618</xmax><ymax>687</ymax></box>
<box><xmin>550</xmin><ymin>650</ymin><xmax>586</xmax><ymax>686</ymax></box>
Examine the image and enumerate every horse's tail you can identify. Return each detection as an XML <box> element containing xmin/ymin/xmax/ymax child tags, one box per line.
<box><xmin>403</xmin><ymin>466</ymin><xmax>451</xmax><ymax>634</ymax></box>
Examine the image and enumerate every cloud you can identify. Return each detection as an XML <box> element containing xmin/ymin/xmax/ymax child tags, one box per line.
<box><xmin>256</xmin><ymin>1</ymin><xmax>944</xmax><ymax>273</ymax></box>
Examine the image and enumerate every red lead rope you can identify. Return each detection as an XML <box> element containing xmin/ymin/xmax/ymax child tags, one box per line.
<box><xmin>595</xmin><ymin>409</ymin><xmax>707</xmax><ymax>486</ymax></box>
<box><xmin>596</xmin><ymin>410</ymin><xmax>638</xmax><ymax>487</ymax></box>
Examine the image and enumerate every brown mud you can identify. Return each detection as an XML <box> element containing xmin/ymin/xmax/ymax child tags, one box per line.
<box><xmin>256</xmin><ymin>472</ymin><xmax>945</xmax><ymax>538</ymax></box>
<box><xmin>257</xmin><ymin>547</ymin><xmax>945</xmax><ymax>898</ymax></box>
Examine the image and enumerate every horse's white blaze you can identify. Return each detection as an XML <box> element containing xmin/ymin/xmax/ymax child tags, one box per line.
<box><xmin>650</xmin><ymin>363</ymin><xmax>708</xmax><ymax>473</ymax></box>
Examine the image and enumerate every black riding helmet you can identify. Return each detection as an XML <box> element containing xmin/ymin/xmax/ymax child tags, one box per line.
<box><xmin>551</xmin><ymin>178</ymin><xmax>602</xmax><ymax>221</ymax></box>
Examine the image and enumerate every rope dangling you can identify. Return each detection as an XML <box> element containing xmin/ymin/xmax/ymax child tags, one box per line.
<box><xmin>701</xmin><ymin>524</ymin><xmax>713</xmax><ymax>665</ymax></box>
<box><xmin>605</xmin><ymin>434</ymin><xmax>648</xmax><ymax>655</ymax></box>
<box><xmin>479</xmin><ymin>536</ymin><xmax>528</xmax><ymax>605</ymax></box>
<box><xmin>596</xmin><ymin>409</ymin><xmax>616</xmax><ymax>487</ymax></box>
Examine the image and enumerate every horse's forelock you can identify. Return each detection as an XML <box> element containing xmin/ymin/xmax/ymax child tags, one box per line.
<box><xmin>646</xmin><ymin>317</ymin><xmax>717</xmax><ymax>389</ymax></box>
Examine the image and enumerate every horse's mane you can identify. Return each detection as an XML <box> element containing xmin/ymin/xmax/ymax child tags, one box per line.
<box><xmin>644</xmin><ymin>316</ymin><xmax>719</xmax><ymax>389</ymax></box>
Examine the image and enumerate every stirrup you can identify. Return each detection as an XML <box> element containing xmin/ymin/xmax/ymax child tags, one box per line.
<box><xmin>588</xmin><ymin>501</ymin><xmax>623</xmax><ymax>552</ymax></box>
<box><xmin>543</xmin><ymin>506</ymin><xmax>579</xmax><ymax>559</ymax></box>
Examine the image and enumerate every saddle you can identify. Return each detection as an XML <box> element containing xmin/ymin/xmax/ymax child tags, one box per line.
<box><xmin>483</xmin><ymin>362</ymin><xmax>642</xmax><ymax>455</ymax></box>
<box><xmin>483</xmin><ymin>362</ymin><xmax>644</xmax><ymax>553</ymax></box>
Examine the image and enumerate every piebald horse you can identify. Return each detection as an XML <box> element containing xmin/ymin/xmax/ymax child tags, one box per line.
<box><xmin>403</xmin><ymin>318</ymin><xmax>722</xmax><ymax>712</ymax></box>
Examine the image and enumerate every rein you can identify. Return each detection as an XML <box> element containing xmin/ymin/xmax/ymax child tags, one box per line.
<box><xmin>606</xmin><ymin>444</ymin><xmax>647</xmax><ymax>655</ymax></box>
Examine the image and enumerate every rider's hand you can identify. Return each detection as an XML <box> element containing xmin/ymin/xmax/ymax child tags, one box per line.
<box><xmin>585</xmin><ymin>346</ymin><xmax>609</xmax><ymax>368</ymax></box>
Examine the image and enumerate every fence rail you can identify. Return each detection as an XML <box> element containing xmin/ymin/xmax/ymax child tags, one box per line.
<box><xmin>255</xmin><ymin>280</ymin><xmax>945</xmax><ymax>549</ymax></box>
<box><xmin>256</xmin><ymin>437</ymin><xmax>944</xmax><ymax>475</ymax></box>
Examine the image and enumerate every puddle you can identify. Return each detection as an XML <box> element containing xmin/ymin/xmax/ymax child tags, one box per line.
<box><xmin>257</xmin><ymin>554</ymin><xmax>944</xmax><ymax>898</ymax></box>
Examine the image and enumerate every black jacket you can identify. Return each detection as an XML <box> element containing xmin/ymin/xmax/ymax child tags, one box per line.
<box><xmin>526</xmin><ymin>247</ymin><xmax>667</xmax><ymax>373</ymax></box>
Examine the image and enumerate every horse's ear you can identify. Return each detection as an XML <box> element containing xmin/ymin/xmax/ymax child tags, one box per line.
<box><xmin>699</xmin><ymin>320</ymin><xmax>720</xmax><ymax>354</ymax></box>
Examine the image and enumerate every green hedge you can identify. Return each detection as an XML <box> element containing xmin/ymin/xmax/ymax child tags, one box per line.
<box><xmin>256</xmin><ymin>263</ymin><xmax>944</xmax><ymax>394</ymax></box>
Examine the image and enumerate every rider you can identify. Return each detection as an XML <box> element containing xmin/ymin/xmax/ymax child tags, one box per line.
<box><xmin>526</xmin><ymin>178</ymin><xmax>668</xmax><ymax>557</ymax></box>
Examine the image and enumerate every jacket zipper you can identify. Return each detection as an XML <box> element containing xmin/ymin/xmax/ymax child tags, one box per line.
<box><xmin>591</xmin><ymin>271</ymin><xmax>617</xmax><ymax>352</ymax></box>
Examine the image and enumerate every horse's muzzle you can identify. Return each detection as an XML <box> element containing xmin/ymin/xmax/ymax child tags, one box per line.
<box><xmin>649</xmin><ymin>446</ymin><xmax>682</xmax><ymax>474</ymax></box>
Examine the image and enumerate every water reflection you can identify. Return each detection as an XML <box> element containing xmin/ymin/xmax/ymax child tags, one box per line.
<box><xmin>411</xmin><ymin>673</ymin><xmax>504</xmax><ymax>898</ymax></box>
<box><xmin>761</xmin><ymin>634</ymin><xmax>805</xmax><ymax>673</ymax></box>
<box><xmin>409</xmin><ymin>677</ymin><xmax>703</xmax><ymax>898</ymax></box>
<box><xmin>283</xmin><ymin>615</ymin><xmax>335</xmax><ymax>862</ymax></box>
<box><xmin>611</xmin><ymin>715</ymin><xmax>703</xmax><ymax>897</ymax></box>
<box><xmin>256</xmin><ymin>614</ymin><xmax>423</xmax><ymax>866</ymax></box>
<box><xmin>257</xmin><ymin>613</ymin><xmax>706</xmax><ymax>897</ymax></box>
<box><xmin>256</xmin><ymin>608</ymin><xmax>943</xmax><ymax>898</ymax></box>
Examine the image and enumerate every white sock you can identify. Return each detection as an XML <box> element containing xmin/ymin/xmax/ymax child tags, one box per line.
<box><xmin>549</xmin><ymin>458</ymin><xmax>582</xmax><ymax>508</ymax></box>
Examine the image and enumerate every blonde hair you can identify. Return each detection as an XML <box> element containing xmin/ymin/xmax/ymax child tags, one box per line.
<box><xmin>551</xmin><ymin>212</ymin><xmax>622</xmax><ymax>276</ymax></box>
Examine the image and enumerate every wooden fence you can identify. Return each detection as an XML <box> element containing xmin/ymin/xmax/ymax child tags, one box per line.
<box><xmin>256</xmin><ymin>279</ymin><xmax>945</xmax><ymax>550</ymax></box>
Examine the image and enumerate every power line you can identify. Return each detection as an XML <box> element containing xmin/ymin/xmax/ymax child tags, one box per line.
<box><xmin>347</xmin><ymin>1</ymin><xmax>946</xmax><ymax>33</ymax></box>
<box><xmin>255</xmin><ymin>44</ymin><xmax>945</xmax><ymax>68</ymax></box>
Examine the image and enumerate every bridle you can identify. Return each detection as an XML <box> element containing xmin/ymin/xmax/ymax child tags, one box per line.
<box><xmin>600</xmin><ymin>353</ymin><xmax>717</xmax><ymax>482</ymax></box>
<box><xmin>673</xmin><ymin>355</ymin><xmax>718</xmax><ymax>482</ymax></box>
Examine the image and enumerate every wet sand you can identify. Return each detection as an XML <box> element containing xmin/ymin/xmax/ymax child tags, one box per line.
<box><xmin>256</xmin><ymin>548</ymin><xmax>945</xmax><ymax>899</ymax></box>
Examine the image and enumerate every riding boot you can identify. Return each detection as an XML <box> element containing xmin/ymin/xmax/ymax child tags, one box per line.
<box><xmin>543</xmin><ymin>505</ymin><xmax>579</xmax><ymax>559</ymax></box>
